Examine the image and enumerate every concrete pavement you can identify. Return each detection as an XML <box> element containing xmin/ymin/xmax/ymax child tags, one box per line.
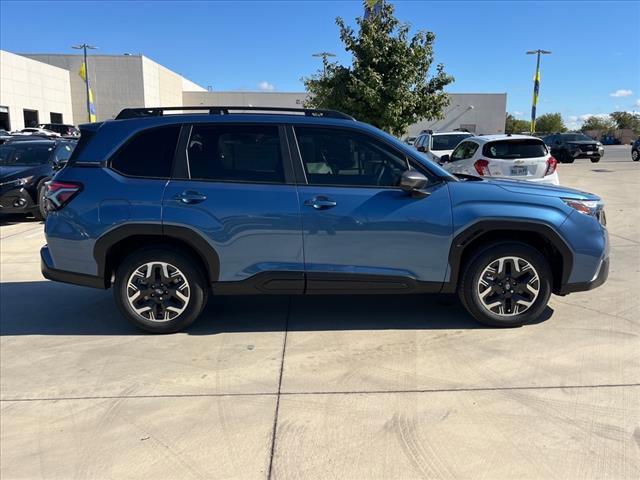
<box><xmin>1</xmin><ymin>146</ymin><xmax>638</xmax><ymax>479</ymax></box>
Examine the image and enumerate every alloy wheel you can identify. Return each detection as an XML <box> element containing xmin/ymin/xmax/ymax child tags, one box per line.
<box><xmin>476</xmin><ymin>256</ymin><xmax>540</xmax><ymax>317</ymax></box>
<box><xmin>126</xmin><ymin>262</ymin><xmax>190</xmax><ymax>322</ymax></box>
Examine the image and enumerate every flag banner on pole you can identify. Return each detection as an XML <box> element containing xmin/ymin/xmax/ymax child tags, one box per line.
<box><xmin>531</xmin><ymin>69</ymin><xmax>540</xmax><ymax>133</ymax></box>
<box><xmin>79</xmin><ymin>61</ymin><xmax>97</xmax><ymax>122</ymax></box>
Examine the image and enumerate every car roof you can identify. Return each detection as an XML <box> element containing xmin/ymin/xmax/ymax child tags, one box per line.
<box><xmin>468</xmin><ymin>134</ymin><xmax>542</xmax><ymax>144</ymax></box>
<box><xmin>429</xmin><ymin>131</ymin><xmax>474</xmax><ymax>136</ymax></box>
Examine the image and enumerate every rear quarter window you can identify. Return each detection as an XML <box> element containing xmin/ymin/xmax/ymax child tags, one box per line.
<box><xmin>482</xmin><ymin>139</ymin><xmax>548</xmax><ymax>159</ymax></box>
<box><xmin>110</xmin><ymin>125</ymin><xmax>181</xmax><ymax>178</ymax></box>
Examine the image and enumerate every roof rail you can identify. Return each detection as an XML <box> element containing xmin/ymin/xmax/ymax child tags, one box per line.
<box><xmin>115</xmin><ymin>106</ymin><xmax>355</xmax><ymax>121</ymax></box>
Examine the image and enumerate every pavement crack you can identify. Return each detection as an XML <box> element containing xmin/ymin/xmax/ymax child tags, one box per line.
<box><xmin>267</xmin><ymin>295</ymin><xmax>291</xmax><ymax>480</ymax></box>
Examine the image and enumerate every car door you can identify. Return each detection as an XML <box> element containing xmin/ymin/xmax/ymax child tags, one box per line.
<box><xmin>162</xmin><ymin>123</ymin><xmax>304</xmax><ymax>289</ymax></box>
<box><xmin>289</xmin><ymin>125</ymin><xmax>452</xmax><ymax>292</ymax></box>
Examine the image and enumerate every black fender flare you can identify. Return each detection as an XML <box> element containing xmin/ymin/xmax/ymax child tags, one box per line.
<box><xmin>94</xmin><ymin>223</ymin><xmax>220</xmax><ymax>284</ymax></box>
<box><xmin>442</xmin><ymin>219</ymin><xmax>573</xmax><ymax>293</ymax></box>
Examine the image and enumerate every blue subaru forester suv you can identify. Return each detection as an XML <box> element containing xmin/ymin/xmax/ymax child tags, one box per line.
<box><xmin>41</xmin><ymin>106</ymin><xmax>609</xmax><ymax>333</ymax></box>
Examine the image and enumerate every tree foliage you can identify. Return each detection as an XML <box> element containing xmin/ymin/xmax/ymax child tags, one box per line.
<box><xmin>303</xmin><ymin>1</ymin><xmax>454</xmax><ymax>136</ymax></box>
<box><xmin>535</xmin><ymin>113</ymin><xmax>566</xmax><ymax>133</ymax></box>
<box><xmin>505</xmin><ymin>114</ymin><xmax>531</xmax><ymax>134</ymax></box>
<box><xmin>610</xmin><ymin>111</ymin><xmax>640</xmax><ymax>133</ymax></box>
<box><xmin>580</xmin><ymin>115</ymin><xmax>616</xmax><ymax>132</ymax></box>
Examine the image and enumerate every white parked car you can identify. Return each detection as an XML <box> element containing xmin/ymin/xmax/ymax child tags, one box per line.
<box><xmin>439</xmin><ymin>134</ymin><xmax>559</xmax><ymax>185</ymax></box>
<box><xmin>12</xmin><ymin>127</ymin><xmax>60</xmax><ymax>137</ymax></box>
<box><xmin>414</xmin><ymin>131</ymin><xmax>474</xmax><ymax>162</ymax></box>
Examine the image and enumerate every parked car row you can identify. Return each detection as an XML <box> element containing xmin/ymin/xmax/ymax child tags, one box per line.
<box><xmin>38</xmin><ymin>106</ymin><xmax>609</xmax><ymax>334</ymax></box>
<box><xmin>0</xmin><ymin>124</ymin><xmax>80</xmax><ymax>145</ymax></box>
<box><xmin>0</xmin><ymin>137</ymin><xmax>76</xmax><ymax>219</ymax></box>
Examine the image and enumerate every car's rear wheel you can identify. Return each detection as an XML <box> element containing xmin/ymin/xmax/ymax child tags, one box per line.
<box><xmin>114</xmin><ymin>248</ymin><xmax>208</xmax><ymax>333</ymax></box>
<box><xmin>632</xmin><ymin>149</ymin><xmax>639</xmax><ymax>161</ymax></box>
<box><xmin>561</xmin><ymin>151</ymin><xmax>574</xmax><ymax>163</ymax></box>
<box><xmin>458</xmin><ymin>242</ymin><xmax>552</xmax><ymax>327</ymax></box>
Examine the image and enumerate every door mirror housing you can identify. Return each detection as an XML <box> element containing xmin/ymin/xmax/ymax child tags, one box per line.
<box><xmin>399</xmin><ymin>170</ymin><xmax>428</xmax><ymax>195</ymax></box>
<box><xmin>439</xmin><ymin>154</ymin><xmax>450</xmax><ymax>163</ymax></box>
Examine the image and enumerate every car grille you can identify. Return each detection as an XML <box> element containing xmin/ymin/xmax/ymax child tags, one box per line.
<box><xmin>579</xmin><ymin>144</ymin><xmax>596</xmax><ymax>152</ymax></box>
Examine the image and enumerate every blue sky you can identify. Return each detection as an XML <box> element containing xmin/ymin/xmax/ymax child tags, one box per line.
<box><xmin>1</xmin><ymin>0</ymin><xmax>638</xmax><ymax>128</ymax></box>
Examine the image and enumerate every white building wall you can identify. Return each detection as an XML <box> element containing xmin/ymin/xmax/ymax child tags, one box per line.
<box><xmin>0</xmin><ymin>50</ymin><xmax>73</xmax><ymax>130</ymax></box>
<box><xmin>182</xmin><ymin>91</ymin><xmax>507</xmax><ymax>135</ymax></box>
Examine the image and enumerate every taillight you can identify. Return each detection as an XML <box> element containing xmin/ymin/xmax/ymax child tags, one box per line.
<box><xmin>545</xmin><ymin>156</ymin><xmax>558</xmax><ymax>176</ymax></box>
<box><xmin>474</xmin><ymin>159</ymin><xmax>490</xmax><ymax>176</ymax></box>
<box><xmin>46</xmin><ymin>181</ymin><xmax>82</xmax><ymax>211</ymax></box>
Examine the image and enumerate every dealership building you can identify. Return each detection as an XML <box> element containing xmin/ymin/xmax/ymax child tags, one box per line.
<box><xmin>1</xmin><ymin>50</ymin><xmax>506</xmax><ymax>135</ymax></box>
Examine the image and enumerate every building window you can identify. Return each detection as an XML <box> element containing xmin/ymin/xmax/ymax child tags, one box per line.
<box><xmin>0</xmin><ymin>106</ymin><xmax>10</xmax><ymax>131</ymax></box>
<box><xmin>50</xmin><ymin>112</ymin><xmax>63</xmax><ymax>124</ymax></box>
<box><xmin>23</xmin><ymin>109</ymin><xmax>39</xmax><ymax>128</ymax></box>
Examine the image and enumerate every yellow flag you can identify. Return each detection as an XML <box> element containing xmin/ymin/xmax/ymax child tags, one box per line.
<box><xmin>78</xmin><ymin>61</ymin><xmax>87</xmax><ymax>81</ymax></box>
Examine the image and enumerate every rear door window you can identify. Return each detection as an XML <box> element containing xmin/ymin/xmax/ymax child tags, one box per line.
<box><xmin>482</xmin><ymin>139</ymin><xmax>548</xmax><ymax>159</ymax></box>
<box><xmin>186</xmin><ymin>124</ymin><xmax>285</xmax><ymax>184</ymax></box>
<box><xmin>450</xmin><ymin>141</ymin><xmax>479</xmax><ymax>161</ymax></box>
<box><xmin>110</xmin><ymin>125</ymin><xmax>180</xmax><ymax>178</ymax></box>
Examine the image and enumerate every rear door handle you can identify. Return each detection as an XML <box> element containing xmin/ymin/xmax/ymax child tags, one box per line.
<box><xmin>174</xmin><ymin>191</ymin><xmax>207</xmax><ymax>204</ymax></box>
<box><xmin>304</xmin><ymin>196</ymin><xmax>337</xmax><ymax>210</ymax></box>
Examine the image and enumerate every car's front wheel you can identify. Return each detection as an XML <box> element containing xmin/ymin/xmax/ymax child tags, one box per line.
<box><xmin>590</xmin><ymin>156</ymin><xmax>601</xmax><ymax>163</ymax></box>
<box><xmin>458</xmin><ymin>243</ymin><xmax>552</xmax><ymax>327</ymax></box>
<box><xmin>114</xmin><ymin>248</ymin><xmax>208</xmax><ymax>333</ymax></box>
<box><xmin>632</xmin><ymin>149</ymin><xmax>639</xmax><ymax>161</ymax></box>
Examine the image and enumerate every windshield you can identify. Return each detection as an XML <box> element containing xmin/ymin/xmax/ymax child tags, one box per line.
<box><xmin>0</xmin><ymin>143</ymin><xmax>53</xmax><ymax>166</ymax></box>
<box><xmin>483</xmin><ymin>139</ymin><xmax>547</xmax><ymax>159</ymax></box>
<box><xmin>562</xmin><ymin>134</ymin><xmax>594</xmax><ymax>142</ymax></box>
<box><xmin>432</xmin><ymin>134</ymin><xmax>472</xmax><ymax>151</ymax></box>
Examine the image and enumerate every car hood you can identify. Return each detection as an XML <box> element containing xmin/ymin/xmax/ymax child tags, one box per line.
<box><xmin>430</xmin><ymin>149</ymin><xmax>454</xmax><ymax>159</ymax></box>
<box><xmin>0</xmin><ymin>165</ymin><xmax>42</xmax><ymax>181</ymax></box>
<box><xmin>485</xmin><ymin>177</ymin><xmax>599</xmax><ymax>200</ymax></box>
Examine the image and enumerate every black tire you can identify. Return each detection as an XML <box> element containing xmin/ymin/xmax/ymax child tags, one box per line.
<box><xmin>32</xmin><ymin>181</ymin><xmax>48</xmax><ymax>221</ymax></box>
<box><xmin>560</xmin><ymin>151</ymin><xmax>574</xmax><ymax>163</ymax></box>
<box><xmin>458</xmin><ymin>242</ymin><xmax>552</xmax><ymax>327</ymax></box>
<box><xmin>114</xmin><ymin>248</ymin><xmax>208</xmax><ymax>333</ymax></box>
<box><xmin>590</xmin><ymin>156</ymin><xmax>600</xmax><ymax>163</ymax></box>
<box><xmin>632</xmin><ymin>149</ymin><xmax>639</xmax><ymax>161</ymax></box>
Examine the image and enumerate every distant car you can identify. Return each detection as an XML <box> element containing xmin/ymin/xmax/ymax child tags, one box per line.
<box><xmin>414</xmin><ymin>131</ymin><xmax>474</xmax><ymax>162</ymax></box>
<box><xmin>0</xmin><ymin>130</ymin><xmax>11</xmax><ymax>145</ymax></box>
<box><xmin>0</xmin><ymin>138</ymin><xmax>76</xmax><ymax>219</ymax></box>
<box><xmin>543</xmin><ymin>133</ymin><xmax>604</xmax><ymax>163</ymax></box>
<box><xmin>632</xmin><ymin>138</ymin><xmax>639</xmax><ymax>162</ymax></box>
<box><xmin>13</xmin><ymin>127</ymin><xmax>60</xmax><ymax>137</ymax></box>
<box><xmin>439</xmin><ymin>134</ymin><xmax>559</xmax><ymax>185</ymax></box>
<box><xmin>38</xmin><ymin>123</ymin><xmax>80</xmax><ymax>137</ymax></box>
<box><xmin>403</xmin><ymin>136</ymin><xmax>417</xmax><ymax>146</ymax></box>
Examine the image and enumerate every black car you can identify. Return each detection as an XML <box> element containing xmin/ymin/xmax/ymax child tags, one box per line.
<box><xmin>632</xmin><ymin>137</ymin><xmax>639</xmax><ymax>162</ymax></box>
<box><xmin>0</xmin><ymin>139</ymin><xmax>76</xmax><ymax>220</ymax></box>
<box><xmin>543</xmin><ymin>133</ymin><xmax>604</xmax><ymax>163</ymax></box>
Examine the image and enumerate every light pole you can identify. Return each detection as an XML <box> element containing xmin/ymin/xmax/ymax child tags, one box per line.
<box><xmin>526</xmin><ymin>49</ymin><xmax>551</xmax><ymax>134</ymax></box>
<box><xmin>72</xmin><ymin>44</ymin><xmax>97</xmax><ymax>122</ymax></box>
<box><xmin>312</xmin><ymin>52</ymin><xmax>336</xmax><ymax>76</ymax></box>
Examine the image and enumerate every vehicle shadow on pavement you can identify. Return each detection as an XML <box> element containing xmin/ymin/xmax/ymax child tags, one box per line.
<box><xmin>0</xmin><ymin>281</ymin><xmax>553</xmax><ymax>336</ymax></box>
<box><xmin>0</xmin><ymin>214</ymin><xmax>41</xmax><ymax>226</ymax></box>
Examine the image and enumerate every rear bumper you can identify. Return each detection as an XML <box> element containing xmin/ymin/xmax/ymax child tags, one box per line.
<box><xmin>558</xmin><ymin>257</ymin><xmax>609</xmax><ymax>295</ymax></box>
<box><xmin>41</xmin><ymin>245</ymin><xmax>106</xmax><ymax>289</ymax></box>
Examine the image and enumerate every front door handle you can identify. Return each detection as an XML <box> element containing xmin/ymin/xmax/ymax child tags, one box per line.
<box><xmin>174</xmin><ymin>191</ymin><xmax>207</xmax><ymax>204</ymax></box>
<box><xmin>304</xmin><ymin>196</ymin><xmax>337</xmax><ymax>210</ymax></box>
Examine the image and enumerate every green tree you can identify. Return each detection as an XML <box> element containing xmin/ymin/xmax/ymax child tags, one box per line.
<box><xmin>303</xmin><ymin>1</ymin><xmax>454</xmax><ymax>136</ymax></box>
<box><xmin>535</xmin><ymin>113</ymin><xmax>566</xmax><ymax>133</ymax></box>
<box><xmin>580</xmin><ymin>115</ymin><xmax>615</xmax><ymax>132</ymax></box>
<box><xmin>610</xmin><ymin>111</ymin><xmax>640</xmax><ymax>133</ymax></box>
<box><xmin>505</xmin><ymin>113</ymin><xmax>531</xmax><ymax>134</ymax></box>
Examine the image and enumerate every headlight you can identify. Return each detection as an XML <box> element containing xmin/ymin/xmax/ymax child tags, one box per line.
<box><xmin>562</xmin><ymin>198</ymin><xmax>600</xmax><ymax>216</ymax></box>
<box><xmin>0</xmin><ymin>175</ymin><xmax>34</xmax><ymax>187</ymax></box>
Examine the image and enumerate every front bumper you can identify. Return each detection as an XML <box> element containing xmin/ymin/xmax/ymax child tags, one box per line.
<box><xmin>558</xmin><ymin>257</ymin><xmax>609</xmax><ymax>295</ymax></box>
<box><xmin>0</xmin><ymin>186</ymin><xmax>37</xmax><ymax>213</ymax></box>
<box><xmin>41</xmin><ymin>245</ymin><xmax>106</xmax><ymax>289</ymax></box>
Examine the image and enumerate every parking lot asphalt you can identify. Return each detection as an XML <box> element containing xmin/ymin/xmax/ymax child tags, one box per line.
<box><xmin>1</xmin><ymin>145</ymin><xmax>638</xmax><ymax>479</ymax></box>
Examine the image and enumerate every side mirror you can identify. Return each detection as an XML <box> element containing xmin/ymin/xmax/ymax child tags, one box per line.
<box><xmin>399</xmin><ymin>170</ymin><xmax>428</xmax><ymax>196</ymax></box>
<box><xmin>439</xmin><ymin>154</ymin><xmax>450</xmax><ymax>163</ymax></box>
<box><xmin>416</xmin><ymin>145</ymin><xmax>425</xmax><ymax>152</ymax></box>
